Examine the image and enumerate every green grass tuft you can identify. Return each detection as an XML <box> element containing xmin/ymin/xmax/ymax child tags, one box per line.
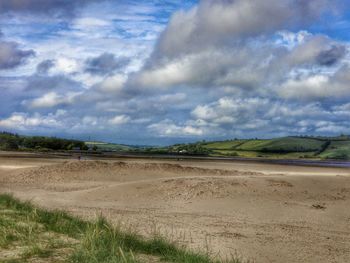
<box><xmin>0</xmin><ymin>194</ymin><xmax>241</xmax><ymax>263</ymax></box>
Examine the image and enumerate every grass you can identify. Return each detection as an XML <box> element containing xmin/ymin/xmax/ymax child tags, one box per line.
<box><xmin>319</xmin><ymin>141</ymin><xmax>350</xmax><ymax>160</ymax></box>
<box><xmin>210</xmin><ymin>149</ymin><xmax>315</xmax><ymax>159</ymax></box>
<box><xmin>202</xmin><ymin>137</ymin><xmax>326</xmax><ymax>154</ymax></box>
<box><xmin>200</xmin><ymin>137</ymin><xmax>350</xmax><ymax>160</ymax></box>
<box><xmin>142</xmin><ymin>136</ymin><xmax>350</xmax><ymax>160</ymax></box>
<box><xmin>202</xmin><ymin>141</ymin><xmax>246</xmax><ymax>150</ymax></box>
<box><xmin>85</xmin><ymin>141</ymin><xmax>133</xmax><ymax>152</ymax></box>
<box><xmin>0</xmin><ymin>194</ymin><xmax>241</xmax><ymax>263</ymax></box>
<box><xmin>234</xmin><ymin>137</ymin><xmax>323</xmax><ymax>152</ymax></box>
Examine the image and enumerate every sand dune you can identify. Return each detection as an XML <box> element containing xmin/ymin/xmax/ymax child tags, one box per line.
<box><xmin>0</xmin><ymin>158</ymin><xmax>349</xmax><ymax>262</ymax></box>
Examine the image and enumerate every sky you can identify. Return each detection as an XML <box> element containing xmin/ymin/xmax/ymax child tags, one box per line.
<box><xmin>0</xmin><ymin>0</ymin><xmax>350</xmax><ymax>145</ymax></box>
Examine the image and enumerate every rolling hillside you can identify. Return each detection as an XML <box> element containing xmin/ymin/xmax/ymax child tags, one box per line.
<box><xmin>319</xmin><ymin>140</ymin><xmax>350</xmax><ymax>160</ymax></box>
<box><xmin>2</xmin><ymin>131</ymin><xmax>350</xmax><ymax>160</ymax></box>
<box><xmin>85</xmin><ymin>141</ymin><xmax>135</xmax><ymax>152</ymax></box>
<box><xmin>197</xmin><ymin>136</ymin><xmax>350</xmax><ymax>160</ymax></box>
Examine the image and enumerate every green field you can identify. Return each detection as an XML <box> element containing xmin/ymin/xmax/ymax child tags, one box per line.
<box><xmin>0</xmin><ymin>194</ymin><xmax>240</xmax><ymax>263</ymax></box>
<box><xmin>85</xmin><ymin>141</ymin><xmax>134</xmax><ymax>152</ymax></box>
<box><xmin>2</xmin><ymin>131</ymin><xmax>350</xmax><ymax>160</ymax></box>
<box><xmin>234</xmin><ymin>137</ymin><xmax>324</xmax><ymax>152</ymax></box>
<box><xmin>202</xmin><ymin>140</ymin><xmax>246</xmax><ymax>150</ymax></box>
<box><xmin>186</xmin><ymin>136</ymin><xmax>350</xmax><ymax>160</ymax></box>
<box><xmin>319</xmin><ymin>141</ymin><xmax>350</xmax><ymax>160</ymax></box>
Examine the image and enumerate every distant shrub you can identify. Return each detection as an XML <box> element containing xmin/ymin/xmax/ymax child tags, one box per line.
<box><xmin>326</xmin><ymin>153</ymin><xmax>349</xmax><ymax>160</ymax></box>
<box><xmin>175</xmin><ymin>143</ymin><xmax>212</xmax><ymax>155</ymax></box>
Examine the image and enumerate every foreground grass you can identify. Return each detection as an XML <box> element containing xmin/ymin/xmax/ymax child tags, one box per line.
<box><xmin>0</xmin><ymin>194</ymin><xmax>240</xmax><ymax>263</ymax></box>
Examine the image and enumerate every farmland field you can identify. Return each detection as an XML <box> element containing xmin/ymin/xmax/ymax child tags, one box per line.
<box><xmin>320</xmin><ymin>141</ymin><xmax>350</xmax><ymax>160</ymax></box>
<box><xmin>197</xmin><ymin>137</ymin><xmax>350</xmax><ymax>160</ymax></box>
<box><xmin>85</xmin><ymin>141</ymin><xmax>134</xmax><ymax>152</ymax></box>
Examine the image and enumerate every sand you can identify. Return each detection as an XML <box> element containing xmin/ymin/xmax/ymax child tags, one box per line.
<box><xmin>0</xmin><ymin>154</ymin><xmax>349</xmax><ymax>262</ymax></box>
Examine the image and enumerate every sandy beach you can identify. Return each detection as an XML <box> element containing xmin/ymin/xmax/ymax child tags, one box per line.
<box><xmin>0</xmin><ymin>153</ymin><xmax>349</xmax><ymax>262</ymax></box>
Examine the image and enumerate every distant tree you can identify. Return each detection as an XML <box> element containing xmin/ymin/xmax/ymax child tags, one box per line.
<box><xmin>0</xmin><ymin>131</ymin><xmax>88</xmax><ymax>151</ymax></box>
<box><xmin>3</xmin><ymin>140</ymin><xmax>19</xmax><ymax>150</ymax></box>
<box><xmin>176</xmin><ymin>143</ymin><xmax>211</xmax><ymax>155</ymax></box>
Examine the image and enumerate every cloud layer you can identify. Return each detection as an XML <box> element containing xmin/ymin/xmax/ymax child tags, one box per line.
<box><xmin>0</xmin><ymin>0</ymin><xmax>104</xmax><ymax>17</ymax></box>
<box><xmin>0</xmin><ymin>0</ymin><xmax>349</xmax><ymax>145</ymax></box>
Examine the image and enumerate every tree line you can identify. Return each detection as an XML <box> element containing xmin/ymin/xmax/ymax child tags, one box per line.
<box><xmin>0</xmin><ymin>132</ymin><xmax>88</xmax><ymax>151</ymax></box>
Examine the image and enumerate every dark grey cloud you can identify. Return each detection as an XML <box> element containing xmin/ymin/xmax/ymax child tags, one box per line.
<box><xmin>0</xmin><ymin>41</ymin><xmax>34</xmax><ymax>69</ymax></box>
<box><xmin>316</xmin><ymin>45</ymin><xmax>346</xmax><ymax>66</ymax></box>
<box><xmin>0</xmin><ymin>0</ymin><xmax>104</xmax><ymax>17</ymax></box>
<box><xmin>36</xmin><ymin>59</ymin><xmax>55</xmax><ymax>74</ymax></box>
<box><xmin>25</xmin><ymin>74</ymin><xmax>82</xmax><ymax>93</ymax></box>
<box><xmin>85</xmin><ymin>53</ymin><xmax>130</xmax><ymax>75</ymax></box>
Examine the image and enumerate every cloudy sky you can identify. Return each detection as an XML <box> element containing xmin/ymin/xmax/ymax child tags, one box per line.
<box><xmin>0</xmin><ymin>0</ymin><xmax>350</xmax><ymax>145</ymax></box>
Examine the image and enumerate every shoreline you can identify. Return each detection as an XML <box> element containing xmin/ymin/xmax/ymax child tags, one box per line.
<box><xmin>1</xmin><ymin>150</ymin><xmax>349</xmax><ymax>169</ymax></box>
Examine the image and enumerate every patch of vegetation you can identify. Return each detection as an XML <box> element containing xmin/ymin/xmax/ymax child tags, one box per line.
<box><xmin>0</xmin><ymin>194</ymin><xmax>241</xmax><ymax>263</ymax></box>
<box><xmin>168</xmin><ymin>136</ymin><xmax>350</xmax><ymax>160</ymax></box>
<box><xmin>0</xmin><ymin>132</ymin><xmax>87</xmax><ymax>151</ymax></box>
<box><xmin>314</xmin><ymin>140</ymin><xmax>331</xmax><ymax>155</ymax></box>
<box><xmin>201</xmin><ymin>140</ymin><xmax>246</xmax><ymax>150</ymax></box>
<box><xmin>85</xmin><ymin>141</ymin><xmax>134</xmax><ymax>152</ymax></box>
<box><xmin>3</xmin><ymin>131</ymin><xmax>350</xmax><ymax>160</ymax></box>
<box><xmin>319</xmin><ymin>141</ymin><xmax>350</xmax><ymax>160</ymax></box>
<box><xmin>236</xmin><ymin>137</ymin><xmax>324</xmax><ymax>153</ymax></box>
<box><xmin>170</xmin><ymin>143</ymin><xmax>212</xmax><ymax>155</ymax></box>
<box><xmin>143</xmin><ymin>143</ymin><xmax>212</xmax><ymax>156</ymax></box>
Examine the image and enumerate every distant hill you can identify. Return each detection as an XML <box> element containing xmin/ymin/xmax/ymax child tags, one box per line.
<box><xmin>162</xmin><ymin>136</ymin><xmax>350</xmax><ymax>160</ymax></box>
<box><xmin>0</xmin><ymin>132</ymin><xmax>138</xmax><ymax>153</ymax></box>
<box><xmin>85</xmin><ymin>141</ymin><xmax>135</xmax><ymax>152</ymax></box>
<box><xmin>2</xmin><ymin>131</ymin><xmax>350</xmax><ymax>160</ymax></box>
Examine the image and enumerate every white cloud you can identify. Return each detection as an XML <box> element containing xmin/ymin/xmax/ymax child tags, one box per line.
<box><xmin>73</xmin><ymin>17</ymin><xmax>111</xmax><ymax>28</ymax></box>
<box><xmin>279</xmin><ymin>75</ymin><xmax>330</xmax><ymax>99</ymax></box>
<box><xmin>332</xmin><ymin>103</ymin><xmax>350</xmax><ymax>112</ymax></box>
<box><xmin>148</xmin><ymin>120</ymin><xmax>203</xmax><ymax>137</ymax></box>
<box><xmin>98</xmin><ymin>74</ymin><xmax>126</xmax><ymax>93</ymax></box>
<box><xmin>131</xmin><ymin>57</ymin><xmax>193</xmax><ymax>88</ymax></box>
<box><xmin>130</xmin><ymin>29</ymin><xmax>349</xmax><ymax>100</ymax></box>
<box><xmin>82</xmin><ymin>116</ymin><xmax>98</xmax><ymax>126</ymax></box>
<box><xmin>154</xmin><ymin>0</ymin><xmax>334</xmax><ymax>58</ymax></box>
<box><xmin>27</xmin><ymin>91</ymin><xmax>80</xmax><ymax>109</ymax></box>
<box><xmin>276</xmin><ymin>30</ymin><xmax>311</xmax><ymax>49</ymax></box>
<box><xmin>279</xmin><ymin>66</ymin><xmax>350</xmax><ymax>99</ymax></box>
<box><xmin>0</xmin><ymin>112</ymin><xmax>62</xmax><ymax>130</ymax></box>
<box><xmin>108</xmin><ymin>114</ymin><xmax>130</xmax><ymax>125</ymax></box>
<box><xmin>186</xmin><ymin>96</ymin><xmax>350</xmax><ymax>137</ymax></box>
<box><xmin>192</xmin><ymin>97</ymin><xmax>270</xmax><ymax>125</ymax></box>
<box><xmin>55</xmin><ymin>57</ymin><xmax>80</xmax><ymax>74</ymax></box>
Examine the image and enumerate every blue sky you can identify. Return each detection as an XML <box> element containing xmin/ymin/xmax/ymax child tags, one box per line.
<box><xmin>0</xmin><ymin>0</ymin><xmax>350</xmax><ymax>145</ymax></box>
